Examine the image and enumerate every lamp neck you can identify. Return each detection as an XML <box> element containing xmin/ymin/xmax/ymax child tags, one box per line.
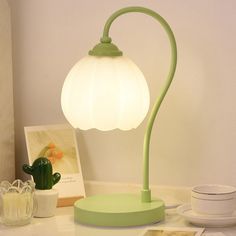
<box><xmin>102</xmin><ymin>6</ymin><xmax>177</xmax><ymax>202</ymax></box>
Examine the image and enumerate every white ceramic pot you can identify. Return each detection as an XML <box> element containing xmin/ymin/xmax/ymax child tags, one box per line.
<box><xmin>191</xmin><ymin>185</ymin><xmax>236</xmax><ymax>216</ymax></box>
<box><xmin>34</xmin><ymin>189</ymin><xmax>58</xmax><ymax>217</ymax></box>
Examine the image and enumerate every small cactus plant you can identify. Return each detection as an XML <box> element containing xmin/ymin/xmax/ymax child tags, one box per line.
<box><xmin>22</xmin><ymin>157</ymin><xmax>61</xmax><ymax>190</ymax></box>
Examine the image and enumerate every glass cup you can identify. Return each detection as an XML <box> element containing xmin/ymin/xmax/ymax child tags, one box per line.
<box><xmin>0</xmin><ymin>179</ymin><xmax>35</xmax><ymax>226</ymax></box>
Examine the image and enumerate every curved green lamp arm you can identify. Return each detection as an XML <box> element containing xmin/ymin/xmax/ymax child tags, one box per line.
<box><xmin>101</xmin><ymin>6</ymin><xmax>177</xmax><ymax>202</ymax></box>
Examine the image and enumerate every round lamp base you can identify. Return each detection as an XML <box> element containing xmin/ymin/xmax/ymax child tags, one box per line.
<box><xmin>74</xmin><ymin>193</ymin><xmax>165</xmax><ymax>227</ymax></box>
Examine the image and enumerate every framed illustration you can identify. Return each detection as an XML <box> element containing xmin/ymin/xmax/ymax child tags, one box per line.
<box><xmin>24</xmin><ymin>124</ymin><xmax>85</xmax><ymax>207</ymax></box>
<box><xmin>139</xmin><ymin>227</ymin><xmax>205</xmax><ymax>236</ymax></box>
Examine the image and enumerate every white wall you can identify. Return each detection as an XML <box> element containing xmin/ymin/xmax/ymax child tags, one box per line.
<box><xmin>0</xmin><ymin>0</ymin><xmax>14</xmax><ymax>181</ymax></box>
<box><xmin>9</xmin><ymin>0</ymin><xmax>236</xmax><ymax>187</ymax></box>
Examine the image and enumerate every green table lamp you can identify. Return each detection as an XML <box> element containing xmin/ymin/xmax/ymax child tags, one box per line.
<box><xmin>61</xmin><ymin>6</ymin><xmax>177</xmax><ymax>227</ymax></box>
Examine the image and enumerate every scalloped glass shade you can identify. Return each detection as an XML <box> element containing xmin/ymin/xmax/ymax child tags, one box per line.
<box><xmin>61</xmin><ymin>56</ymin><xmax>150</xmax><ymax>131</ymax></box>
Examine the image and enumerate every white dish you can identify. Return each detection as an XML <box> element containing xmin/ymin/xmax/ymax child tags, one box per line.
<box><xmin>192</xmin><ymin>185</ymin><xmax>236</xmax><ymax>201</ymax></box>
<box><xmin>192</xmin><ymin>185</ymin><xmax>236</xmax><ymax>196</ymax></box>
<box><xmin>177</xmin><ymin>204</ymin><xmax>236</xmax><ymax>227</ymax></box>
<box><xmin>191</xmin><ymin>184</ymin><xmax>236</xmax><ymax>215</ymax></box>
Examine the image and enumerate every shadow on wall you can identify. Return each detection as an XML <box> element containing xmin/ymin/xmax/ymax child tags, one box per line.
<box><xmin>0</xmin><ymin>0</ymin><xmax>15</xmax><ymax>182</ymax></box>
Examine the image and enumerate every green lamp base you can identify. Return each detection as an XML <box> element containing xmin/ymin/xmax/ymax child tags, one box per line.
<box><xmin>74</xmin><ymin>193</ymin><xmax>165</xmax><ymax>227</ymax></box>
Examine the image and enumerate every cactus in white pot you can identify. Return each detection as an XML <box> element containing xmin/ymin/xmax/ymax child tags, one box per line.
<box><xmin>23</xmin><ymin>157</ymin><xmax>61</xmax><ymax>217</ymax></box>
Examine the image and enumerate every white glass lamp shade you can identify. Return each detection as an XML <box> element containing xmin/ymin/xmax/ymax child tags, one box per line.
<box><xmin>61</xmin><ymin>55</ymin><xmax>150</xmax><ymax>131</ymax></box>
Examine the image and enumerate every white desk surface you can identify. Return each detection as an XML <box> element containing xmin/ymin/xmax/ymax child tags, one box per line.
<box><xmin>1</xmin><ymin>207</ymin><xmax>236</xmax><ymax>236</ymax></box>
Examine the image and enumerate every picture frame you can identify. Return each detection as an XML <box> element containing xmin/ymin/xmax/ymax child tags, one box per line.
<box><xmin>139</xmin><ymin>226</ymin><xmax>205</xmax><ymax>236</ymax></box>
<box><xmin>24</xmin><ymin>124</ymin><xmax>85</xmax><ymax>207</ymax></box>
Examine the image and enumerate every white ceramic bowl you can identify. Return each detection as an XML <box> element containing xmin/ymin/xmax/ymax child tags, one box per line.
<box><xmin>191</xmin><ymin>185</ymin><xmax>236</xmax><ymax>216</ymax></box>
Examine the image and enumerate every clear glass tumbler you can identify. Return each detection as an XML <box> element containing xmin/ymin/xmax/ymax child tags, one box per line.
<box><xmin>0</xmin><ymin>179</ymin><xmax>35</xmax><ymax>226</ymax></box>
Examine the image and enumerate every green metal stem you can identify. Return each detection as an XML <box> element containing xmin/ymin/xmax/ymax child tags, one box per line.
<box><xmin>102</xmin><ymin>7</ymin><xmax>177</xmax><ymax>202</ymax></box>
